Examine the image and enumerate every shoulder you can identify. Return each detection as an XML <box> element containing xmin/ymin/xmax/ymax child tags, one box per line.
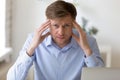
<box><xmin>86</xmin><ymin>34</ymin><xmax>96</xmax><ymax>44</ymax></box>
<box><xmin>87</xmin><ymin>34</ymin><xmax>96</xmax><ymax>41</ymax></box>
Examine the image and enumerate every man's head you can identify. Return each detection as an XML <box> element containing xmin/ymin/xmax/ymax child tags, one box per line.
<box><xmin>45</xmin><ymin>0</ymin><xmax>77</xmax><ymax>48</ymax></box>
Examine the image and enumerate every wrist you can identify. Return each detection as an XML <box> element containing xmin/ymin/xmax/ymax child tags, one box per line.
<box><xmin>27</xmin><ymin>45</ymin><xmax>36</xmax><ymax>57</ymax></box>
<box><xmin>84</xmin><ymin>48</ymin><xmax>92</xmax><ymax>57</ymax></box>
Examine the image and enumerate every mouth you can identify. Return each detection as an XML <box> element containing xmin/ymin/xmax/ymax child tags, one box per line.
<box><xmin>56</xmin><ymin>36</ymin><xmax>65</xmax><ymax>40</ymax></box>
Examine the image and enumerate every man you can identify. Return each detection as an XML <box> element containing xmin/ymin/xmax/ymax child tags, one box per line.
<box><xmin>7</xmin><ymin>1</ymin><xmax>104</xmax><ymax>80</ymax></box>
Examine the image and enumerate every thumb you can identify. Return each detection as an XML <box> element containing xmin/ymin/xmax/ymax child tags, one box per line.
<box><xmin>43</xmin><ymin>32</ymin><xmax>50</xmax><ymax>38</ymax></box>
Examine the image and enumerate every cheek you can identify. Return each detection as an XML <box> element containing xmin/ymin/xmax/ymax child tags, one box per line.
<box><xmin>66</xmin><ymin>28</ymin><xmax>72</xmax><ymax>35</ymax></box>
<box><xmin>50</xmin><ymin>27</ymin><xmax>57</xmax><ymax>35</ymax></box>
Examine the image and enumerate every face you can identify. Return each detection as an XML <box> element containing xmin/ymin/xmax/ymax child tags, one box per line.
<box><xmin>50</xmin><ymin>15</ymin><xmax>73</xmax><ymax>48</ymax></box>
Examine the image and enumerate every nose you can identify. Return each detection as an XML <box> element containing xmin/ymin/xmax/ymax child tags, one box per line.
<box><xmin>58</xmin><ymin>26</ymin><xmax>64</xmax><ymax>35</ymax></box>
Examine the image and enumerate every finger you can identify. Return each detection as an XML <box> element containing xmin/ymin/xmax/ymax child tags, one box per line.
<box><xmin>41</xmin><ymin>20</ymin><xmax>50</xmax><ymax>27</ymax></box>
<box><xmin>40</xmin><ymin>25</ymin><xmax>50</xmax><ymax>35</ymax></box>
<box><xmin>73</xmin><ymin>21</ymin><xmax>85</xmax><ymax>32</ymax></box>
<box><xmin>73</xmin><ymin>21</ymin><xmax>85</xmax><ymax>36</ymax></box>
<box><xmin>38</xmin><ymin>20</ymin><xmax>50</xmax><ymax>31</ymax></box>
<box><xmin>42</xmin><ymin>32</ymin><xmax>50</xmax><ymax>38</ymax></box>
<box><xmin>37</xmin><ymin>20</ymin><xmax>50</xmax><ymax>34</ymax></box>
<box><xmin>41</xmin><ymin>32</ymin><xmax>50</xmax><ymax>41</ymax></box>
<box><xmin>39</xmin><ymin>22</ymin><xmax>50</xmax><ymax>32</ymax></box>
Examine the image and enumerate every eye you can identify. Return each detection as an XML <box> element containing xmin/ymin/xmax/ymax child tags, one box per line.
<box><xmin>52</xmin><ymin>24</ymin><xmax>59</xmax><ymax>29</ymax></box>
<box><xmin>63</xmin><ymin>24</ymin><xmax>71</xmax><ymax>28</ymax></box>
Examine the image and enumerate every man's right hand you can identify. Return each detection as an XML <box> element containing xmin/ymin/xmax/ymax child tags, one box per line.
<box><xmin>27</xmin><ymin>20</ymin><xmax>51</xmax><ymax>56</ymax></box>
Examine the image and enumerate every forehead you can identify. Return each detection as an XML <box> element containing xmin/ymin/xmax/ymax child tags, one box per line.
<box><xmin>50</xmin><ymin>15</ymin><xmax>73</xmax><ymax>24</ymax></box>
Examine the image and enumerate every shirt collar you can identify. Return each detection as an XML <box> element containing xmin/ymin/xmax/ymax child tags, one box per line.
<box><xmin>45</xmin><ymin>35</ymin><xmax>78</xmax><ymax>49</ymax></box>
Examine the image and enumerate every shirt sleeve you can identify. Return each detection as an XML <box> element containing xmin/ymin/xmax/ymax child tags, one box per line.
<box><xmin>84</xmin><ymin>53</ymin><xmax>104</xmax><ymax>67</ymax></box>
<box><xmin>7</xmin><ymin>51</ymin><xmax>34</xmax><ymax>80</ymax></box>
<box><xmin>84</xmin><ymin>35</ymin><xmax>105</xmax><ymax>67</ymax></box>
<box><xmin>7</xmin><ymin>33</ymin><xmax>35</xmax><ymax>80</ymax></box>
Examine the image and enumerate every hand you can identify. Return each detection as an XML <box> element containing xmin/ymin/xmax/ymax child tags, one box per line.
<box><xmin>72</xmin><ymin>21</ymin><xmax>92</xmax><ymax>56</ymax></box>
<box><xmin>27</xmin><ymin>20</ymin><xmax>51</xmax><ymax>56</ymax></box>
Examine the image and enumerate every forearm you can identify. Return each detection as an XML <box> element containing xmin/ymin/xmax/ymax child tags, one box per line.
<box><xmin>27</xmin><ymin>44</ymin><xmax>36</xmax><ymax>57</ymax></box>
<box><xmin>7</xmin><ymin>51</ymin><xmax>34</xmax><ymax>80</ymax></box>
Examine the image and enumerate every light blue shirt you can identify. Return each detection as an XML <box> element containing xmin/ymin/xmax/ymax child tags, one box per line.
<box><xmin>7</xmin><ymin>31</ymin><xmax>104</xmax><ymax>80</ymax></box>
